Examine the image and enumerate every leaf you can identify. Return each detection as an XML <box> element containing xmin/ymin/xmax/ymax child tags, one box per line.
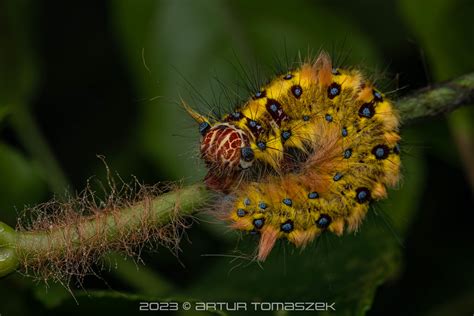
<box><xmin>104</xmin><ymin>253</ymin><xmax>176</xmax><ymax>296</ymax></box>
<box><xmin>399</xmin><ymin>0</ymin><xmax>474</xmax><ymax>172</ymax></box>
<box><xmin>0</xmin><ymin>0</ymin><xmax>48</xmax><ymax>219</ymax></box>
<box><xmin>398</xmin><ymin>3</ymin><xmax>474</xmax><ymax>313</ymax></box>
<box><xmin>0</xmin><ymin>0</ymin><xmax>68</xmax><ymax>194</ymax></box>
<box><xmin>0</xmin><ymin>143</ymin><xmax>46</xmax><ymax>222</ymax></box>
<box><xmin>33</xmin><ymin>282</ymin><xmax>72</xmax><ymax>310</ymax></box>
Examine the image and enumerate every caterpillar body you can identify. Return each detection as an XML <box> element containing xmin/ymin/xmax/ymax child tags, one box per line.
<box><xmin>185</xmin><ymin>51</ymin><xmax>401</xmax><ymax>260</ymax></box>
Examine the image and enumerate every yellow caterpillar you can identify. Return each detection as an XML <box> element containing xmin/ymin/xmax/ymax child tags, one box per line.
<box><xmin>185</xmin><ymin>51</ymin><xmax>401</xmax><ymax>260</ymax></box>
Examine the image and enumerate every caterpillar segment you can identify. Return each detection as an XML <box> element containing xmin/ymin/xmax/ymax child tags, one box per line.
<box><xmin>186</xmin><ymin>51</ymin><xmax>401</xmax><ymax>260</ymax></box>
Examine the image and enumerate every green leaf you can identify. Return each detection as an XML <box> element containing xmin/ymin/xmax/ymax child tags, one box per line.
<box><xmin>104</xmin><ymin>252</ymin><xmax>176</xmax><ymax>296</ymax></box>
<box><xmin>399</xmin><ymin>0</ymin><xmax>474</xmax><ymax>168</ymax></box>
<box><xmin>0</xmin><ymin>0</ymin><xmax>69</xmax><ymax>195</ymax></box>
<box><xmin>399</xmin><ymin>2</ymin><xmax>474</xmax><ymax>313</ymax></box>
<box><xmin>0</xmin><ymin>143</ymin><xmax>46</xmax><ymax>222</ymax></box>
<box><xmin>33</xmin><ymin>283</ymin><xmax>72</xmax><ymax>310</ymax></box>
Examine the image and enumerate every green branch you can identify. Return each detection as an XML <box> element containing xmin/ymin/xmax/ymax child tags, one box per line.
<box><xmin>0</xmin><ymin>183</ymin><xmax>209</xmax><ymax>278</ymax></box>
<box><xmin>1</xmin><ymin>72</ymin><xmax>474</xmax><ymax>279</ymax></box>
<box><xmin>397</xmin><ymin>72</ymin><xmax>474</xmax><ymax>121</ymax></box>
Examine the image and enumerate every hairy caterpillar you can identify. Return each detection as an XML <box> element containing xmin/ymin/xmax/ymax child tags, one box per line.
<box><xmin>187</xmin><ymin>51</ymin><xmax>401</xmax><ymax>261</ymax></box>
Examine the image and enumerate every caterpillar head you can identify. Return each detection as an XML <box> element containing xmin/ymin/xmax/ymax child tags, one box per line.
<box><xmin>183</xmin><ymin>101</ymin><xmax>254</xmax><ymax>190</ymax></box>
<box><xmin>199</xmin><ymin>122</ymin><xmax>254</xmax><ymax>171</ymax></box>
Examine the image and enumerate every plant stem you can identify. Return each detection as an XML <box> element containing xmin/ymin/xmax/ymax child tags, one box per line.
<box><xmin>0</xmin><ymin>183</ymin><xmax>210</xmax><ymax>278</ymax></box>
<box><xmin>1</xmin><ymin>72</ymin><xmax>474</xmax><ymax>278</ymax></box>
<box><xmin>397</xmin><ymin>72</ymin><xmax>474</xmax><ymax>121</ymax></box>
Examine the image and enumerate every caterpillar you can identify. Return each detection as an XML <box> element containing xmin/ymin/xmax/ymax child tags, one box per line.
<box><xmin>185</xmin><ymin>51</ymin><xmax>401</xmax><ymax>261</ymax></box>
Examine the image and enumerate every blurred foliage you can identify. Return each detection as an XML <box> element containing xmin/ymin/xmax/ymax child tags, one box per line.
<box><xmin>401</xmin><ymin>0</ymin><xmax>474</xmax><ymax>191</ymax></box>
<box><xmin>0</xmin><ymin>0</ymin><xmax>473</xmax><ymax>315</ymax></box>
<box><xmin>0</xmin><ymin>143</ymin><xmax>45</xmax><ymax>223</ymax></box>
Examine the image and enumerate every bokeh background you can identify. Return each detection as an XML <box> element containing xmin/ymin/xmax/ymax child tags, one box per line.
<box><xmin>1</xmin><ymin>0</ymin><xmax>473</xmax><ymax>315</ymax></box>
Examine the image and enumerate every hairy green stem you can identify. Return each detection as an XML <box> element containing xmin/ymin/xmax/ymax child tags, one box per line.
<box><xmin>1</xmin><ymin>72</ymin><xmax>474</xmax><ymax>278</ymax></box>
<box><xmin>0</xmin><ymin>183</ymin><xmax>209</xmax><ymax>278</ymax></box>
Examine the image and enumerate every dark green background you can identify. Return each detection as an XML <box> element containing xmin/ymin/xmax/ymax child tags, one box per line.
<box><xmin>1</xmin><ymin>0</ymin><xmax>473</xmax><ymax>315</ymax></box>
